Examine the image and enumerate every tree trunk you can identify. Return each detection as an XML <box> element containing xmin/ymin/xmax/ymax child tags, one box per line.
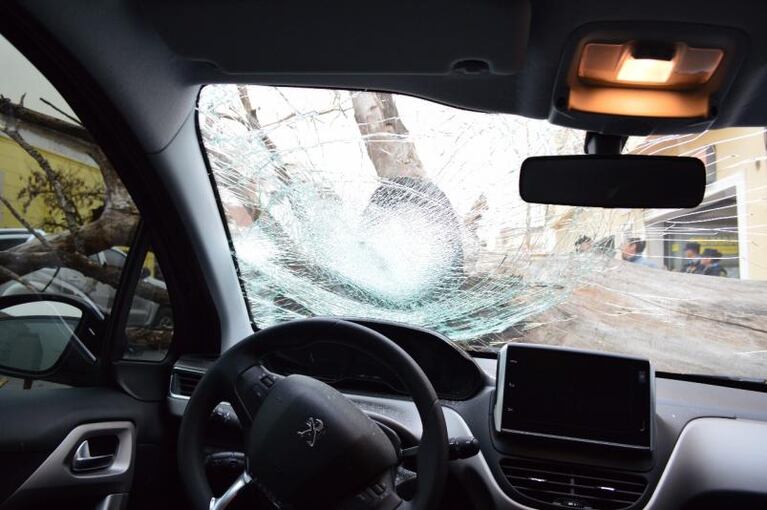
<box><xmin>518</xmin><ymin>258</ymin><xmax>767</xmax><ymax>377</ymax></box>
<box><xmin>351</xmin><ymin>92</ymin><xmax>425</xmax><ymax>179</ymax></box>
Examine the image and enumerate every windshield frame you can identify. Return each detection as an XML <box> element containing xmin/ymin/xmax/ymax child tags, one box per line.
<box><xmin>197</xmin><ymin>84</ymin><xmax>767</xmax><ymax>387</ymax></box>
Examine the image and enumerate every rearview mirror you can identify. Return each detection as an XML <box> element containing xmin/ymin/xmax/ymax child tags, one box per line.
<box><xmin>519</xmin><ymin>155</ymin><xmax>705</xmax><ymax>208</ymax></box>
<box><xmin>0</xmin><ymin>295</ymin><xmax>103</xmax><ymax>377</ymax></box>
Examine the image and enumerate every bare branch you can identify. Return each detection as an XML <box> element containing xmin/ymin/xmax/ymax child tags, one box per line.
<box><xmin>0</xmin><ymin>266</ymin><xmax>38</xmax><ymax>293</ymax></box>
<box><xmin>0</xmin><ymin>194</ymin><xmax>53</xmax><ymax>250</ymax></box>
<box><xmin>0</xmin><ymin>97</ymin><xmax>138</xmax><ymax>251</ymax></box>
<box><xmin>0</xmin><ymin>112</ymin><xmax>84</xmax><ymax>250</ymax></box>
<box><xmin>39</xmin><ymin>98</ymin><xmax>83</xmax><ymax>127</ymax></box>
<box><xmin>237</xmin><ymin>86</ymin><xmax>291</xmax><ymax>184</ymax></box>
<box><xmin>0</xmin><ymin>96</ymin><xmax>93</xmax><ymax>147</ymax></box>
<box><xmin>0</xmin><ymin>97</ymin><xmax>163</xmax><ymax>307</ymax></box>
<box><xmin>87</xmin><ymin>148</ymin><xmax>135</xmax><ymax>213</ymax></box>
<box><xmin>259</xmin><ymin>106</ymin><xmax>350</xmax><ymax>129</ymax></box>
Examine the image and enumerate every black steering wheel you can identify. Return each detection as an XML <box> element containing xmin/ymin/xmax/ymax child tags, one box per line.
<box><xmin>178</xmin><ymin>318</ymin><xmax>448</xmax><ymax>510</ymax></box>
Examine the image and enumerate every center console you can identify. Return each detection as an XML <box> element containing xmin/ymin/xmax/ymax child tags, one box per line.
<box><xmin>494</xmin><ymin>344</ymin><xmax>653</xmax><ymax>450</ymax></box>
<box><xmin>489</xmin><ymin>344</ymin><xmax>656</xmax><ymax>509</ymax></box>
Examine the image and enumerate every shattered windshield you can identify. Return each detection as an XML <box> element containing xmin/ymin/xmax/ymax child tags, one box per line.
<box><xmin>199</xmin><ymin>85</ymin><xmax>767</xmax><ymax>380</ymax></box>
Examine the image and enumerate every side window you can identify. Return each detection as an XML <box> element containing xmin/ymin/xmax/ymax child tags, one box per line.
<box><xmin>0</xmin><ymin>34</ymin><xmax>169</xmax><ymax>385</ymax></box>
<box><xmin>123</xmin><ymin>246</ymin><xmax>173</xmax><ymax>361</ymax></box>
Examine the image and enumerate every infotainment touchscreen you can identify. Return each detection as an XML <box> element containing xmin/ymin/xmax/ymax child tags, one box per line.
<box><xmin>494</xmin><ymin>344</ymin><xmax>653</xmax><ymax>449</ymax></box>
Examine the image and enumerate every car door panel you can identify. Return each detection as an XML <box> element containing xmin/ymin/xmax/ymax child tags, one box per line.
<box><xmin>0</xmin><ymin>387</ymin><xmax>163</xmax><ymax>509</ymax></box>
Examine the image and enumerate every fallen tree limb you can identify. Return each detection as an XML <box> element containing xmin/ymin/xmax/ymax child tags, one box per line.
<box><xmin>0</xmin><ymin>249</ymin><xmax>168</xmax><ymax>305</ymax></box>
<box><xmin>518</xmin><ymin>258</ymin><xmax>767</xmax><ymax>379</ymax></box>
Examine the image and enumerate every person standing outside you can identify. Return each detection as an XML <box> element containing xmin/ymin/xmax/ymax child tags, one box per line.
<box><xmin>620</xmin><ymin>238</ymin><xmax>659</xmax><ymax>269</ymax></box>
<box><xmin>699</xmin><ymin>248</ymin><xmax>728</xmax><ymax>277</ymax></box>
<box><xmin>575</xmin><ymin>235</ymin><xmax>593</xmax><ymax>253</ymax></box>
<box><xmin>681</xmin><ymin>241</ymin><xmax>702</xmax><ymax>273</ymax></box>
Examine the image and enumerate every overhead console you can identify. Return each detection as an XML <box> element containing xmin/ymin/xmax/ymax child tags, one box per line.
<box><xmin>494</xmin><ymin>344</ymin><xmax>653</xmax><ymax>450</ymax></box>
<box><xmin>549</xmin><ymin>21</ymin><xmax>749</xmax><ymax>136</ymax></box>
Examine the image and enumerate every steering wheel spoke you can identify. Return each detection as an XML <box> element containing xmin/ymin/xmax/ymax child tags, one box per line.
<box><xmin>337</xmin><ymin>469</ymin><xmax>403</xmax><ymax>510</ymax></box>
<box><xmin>209</xmin><ymin>471</ymin><xmax>253</xmax><ymax>510</ymax></box>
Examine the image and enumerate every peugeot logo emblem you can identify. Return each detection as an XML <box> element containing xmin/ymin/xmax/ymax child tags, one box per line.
<box><xmin>297</xmin><ymin>417</ymin><xmax>325</xmax><ymax>447</ymax></box>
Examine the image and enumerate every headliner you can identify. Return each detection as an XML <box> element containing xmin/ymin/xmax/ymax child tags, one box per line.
<box><xmin>6</xmin><ymin>0</ymin><xmax>767</xmax><ymax>153</ymax></box>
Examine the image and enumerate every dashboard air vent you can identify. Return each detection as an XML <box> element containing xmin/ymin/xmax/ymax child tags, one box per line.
<box><xmin>500</xmin><ymin>458</ymin><xmax>647</xmax><ymax>510</ymax></box>
<box><xmin>171</xmin><ymin>369</ymin><xmax>203</xmax><ymax>397</ymax></box>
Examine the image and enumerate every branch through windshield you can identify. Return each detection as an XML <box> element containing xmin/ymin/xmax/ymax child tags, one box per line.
<box><xmin>199</xmin><ymin>85</ymin><xmax>767</xmax><ymax>381</ymax></box>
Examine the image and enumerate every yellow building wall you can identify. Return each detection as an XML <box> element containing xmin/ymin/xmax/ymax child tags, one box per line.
<box><xmin>0</xmin><ymin>135</ymin><xmax>104</xmax><ymax>231</ymax></box>
<box><xmin>741</xmin><ymin>136</ymin><xmax>767</xmax><ymax>280</ymax></box>
<box><xmin>703</xmin><ymin>129</ymin><xmax>767</xmax><ymax>280</ymax></box>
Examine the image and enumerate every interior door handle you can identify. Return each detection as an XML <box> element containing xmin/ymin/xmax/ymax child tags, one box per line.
<box><xmin>72</xmin><ymin>440</ymin><xmax>115</xmax><ymax>472</ymax></box>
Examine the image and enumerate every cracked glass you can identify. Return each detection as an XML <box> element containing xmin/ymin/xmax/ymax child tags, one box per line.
<box><xmin>200</xmin><ymin>85</ymin><xmax>767</xmax><ymax>380</ymax></box>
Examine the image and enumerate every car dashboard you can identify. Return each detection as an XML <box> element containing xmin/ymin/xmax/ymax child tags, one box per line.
<box><xmin>167</xmin><ymin>321</ymin><xmax>767</xmax><ymax>510</ymax></box>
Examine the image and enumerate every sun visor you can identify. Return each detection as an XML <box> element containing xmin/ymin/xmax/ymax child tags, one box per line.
<box><xmin>139</xmin><ymin>0</ymin><xmax>530</xmax><ymax>75</ymax></box>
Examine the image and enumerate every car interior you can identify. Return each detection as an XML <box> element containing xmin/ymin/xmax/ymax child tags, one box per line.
<box><xmin>0</xmin><ymin>1</ymin><xmax>766</xmax><ymax>509</ymax></box>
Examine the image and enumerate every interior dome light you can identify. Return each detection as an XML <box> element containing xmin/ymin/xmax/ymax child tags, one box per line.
<box><xmin>569</xmin><ymin>41</ymin><xmax>725</xmax><ymax>118</ymax></box>
<box><xmin>577</xmin><ymin>42</ymin><xmax>723</xmax><ymax>89</ymax></box>
<box><xmin>616</xmin><ymin>57</ymin><xmax>674</xmax><ymax>84</ymax></box>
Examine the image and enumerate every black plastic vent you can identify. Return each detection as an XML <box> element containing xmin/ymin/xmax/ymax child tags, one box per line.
<box><xmin>500</xmin><ymin>458</ymin><xmax>647</xmax><ymax>510</ymax></box>
<box><xmin>171</xmin><ymin>369</ymin><xmax>202</xmax><ymax>397</ymax></box>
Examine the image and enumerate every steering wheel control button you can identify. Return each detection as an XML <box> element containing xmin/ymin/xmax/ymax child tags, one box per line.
<box><xmin>211</xmin><ymin>404</ymin><xmax>241</xmax><ymax>428</ymax></box>
<box><xmin>234</xmin><ymin>365</ymin><xmax>281</xmax><ymax>420</ymax></box>
<box><xmin>447</xmin><ymin>436</ymin><xmax>480</xmax><ymax>460</ymax></box>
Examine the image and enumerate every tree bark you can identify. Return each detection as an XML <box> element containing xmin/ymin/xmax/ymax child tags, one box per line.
<box><xmin>9</xmin><ymin>207</ymin><xmax>139</xmax><ymax>255</ymax></box>
<box><xmin>0</xmin><ymin>249</ymin><xmax>168</xmax><ymax>304</ymax></box>
<box><xmin>237</xmin><ymin>86</ymin><xmax>291</xmax><ymax>185</ymax></box>
<box><xmin>351</xmin><ymin>92</ymin><xmax>425</xmax><ymax>179</ymax></box>
<box><xmin>518</xmin><ymin>258</ymin><xmax>767</xmax><ymax>377</ymax></box>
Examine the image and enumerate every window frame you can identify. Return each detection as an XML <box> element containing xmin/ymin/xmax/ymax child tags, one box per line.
<box><xmin>195</xmin><ymin>87</ymin><xmax>258</xmax><ymax>331</ymax></box>
<box><xmin>0</xmin><ymin>4</ymin><xmax>215</xmax><ymax>395</ymax></box>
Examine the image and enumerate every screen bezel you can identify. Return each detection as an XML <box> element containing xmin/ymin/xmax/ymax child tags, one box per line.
<box><xmin>494</xmin><ymin>344</ymin><xmax>654</xmax><ymax>450</ymax></box>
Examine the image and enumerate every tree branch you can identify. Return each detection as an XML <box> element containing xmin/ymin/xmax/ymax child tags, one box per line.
<box><xmin>8</xmin><ymin>207</ymin><xmax>139</xmax><ymax>256</ymax></box>
<box><xmin>236</xmin><ymin>86</ymin><xmax>291</xmax><ymax>184</ymax></box>
<box><xmin>39</xmin><ymin>98</ymin><xmax>83</xmax><ymax>127</ymax></box>
<box><xmin>0</xmin><ymin>249</ymin><xmax>168</xmax><ymax>305</ymax></box>
<box><xmin>0</xmin><ymin>105</ymin><xmax>84</xmax><ymax>250</ymax></box>
<box><xmin>0</xmin><ymin>266</ymin><xmax>38</xmax><ymax>293</ymax></box>
<box><xmin>0</xmin><ymin>95</ymin><xmax>92</xmax><ymax>144</ymax></box>
<box><xmin>0</xmin><ymin>194</ymin><xmax>53</xmax><ymax>250</ymax></box>
<box><xmin>0</xmin><ymin>97</ymin><xmax>154</xmax><ymax>303</ymax></box>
